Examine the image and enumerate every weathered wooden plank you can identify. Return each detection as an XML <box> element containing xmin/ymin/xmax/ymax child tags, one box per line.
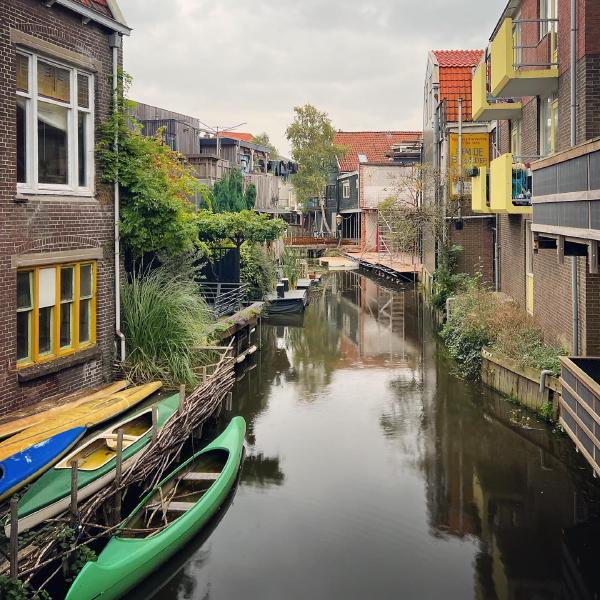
<box><xmin>182</xmin><ymin>472</ymin><xmax>220</xmax><ymax>481</ymax></box>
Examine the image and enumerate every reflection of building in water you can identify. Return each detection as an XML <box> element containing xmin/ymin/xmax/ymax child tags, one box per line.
<box><xmin>334</xmin><ymin>271</ymin><xmax>420</xmax><ymax>370</ymax></box>
<box><xmin>421</xmin><ymin>341</ymin><xmax>600</xmax><ymax>599</ymax></box>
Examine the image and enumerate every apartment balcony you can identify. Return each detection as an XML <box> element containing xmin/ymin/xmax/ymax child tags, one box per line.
<box><xmin>489</xmin><ymin>153</ymin><xmax>533</xmax><ymax>214</ymax></box>
<box><xmin>472</xmin><ymin>62</ymin><xmax>522</xmax><ymax>122</ymax></box>
<box><xmin>490</xmin><ymin>17</ymin><xmax>558</xmax><ymax>98</ymax></box>
<box><xmin>531</xmin><ymin>139</ymin><xmax>600</xmax><ymax>270</ymax></box>
<box><xmin>471</xmin><ymin>167</ymin><xmax>493</xmax><ymax>213</ymax></box>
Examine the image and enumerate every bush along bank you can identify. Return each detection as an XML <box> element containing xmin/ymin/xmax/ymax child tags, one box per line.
<box><xmin>439</xmin><ymin>276</ymin><xmax>565</xmax><ymax>421</ymax></box>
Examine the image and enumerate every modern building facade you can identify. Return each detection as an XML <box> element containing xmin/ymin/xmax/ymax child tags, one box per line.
<box><xmin>0</xmin><ymin>0</ymin><xmax>129</xmax><ymax>412</ymax></box>
<box><xmin>469</xmin><ymin>0</ymin><xmax>600</xmax><ymax>474</ymax></box>
<box><xmin>470</xmin><ymin>0</ymin><xmax>600</xmax><ymax>353</ymax></box>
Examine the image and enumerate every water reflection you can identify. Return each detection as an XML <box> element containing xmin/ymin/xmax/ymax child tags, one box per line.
<box><xmin>150</xmin><ymin>272</ymin><xmax>600</xmax><ymax>600</ymax></box>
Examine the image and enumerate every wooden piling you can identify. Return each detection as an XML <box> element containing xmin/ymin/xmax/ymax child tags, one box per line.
<box><xmin>9</xmin><ymin>496</ymin><xmax>18</xmax><ymax>578</ymax></box>
<box><xmin>152</xmin><ymin>404</ymin><xmax>159</xmax><ymax>444</ymax></box>
<box><xmin>70</xmin><ymin>460</ymin><xmax>79</xmax><ymax>521</ymax></box>
<box><xmin>114</xmin><ymin>428</ymin><xmax>124</xmax><ymax>524</ymax></box>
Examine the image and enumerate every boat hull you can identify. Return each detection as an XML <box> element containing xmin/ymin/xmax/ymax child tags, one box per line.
<box><xmin>0</xmin><ymin>428</ymin><xmax>86</xmax><ymax>502</ymax></box>
<box><xmin>0</xmin><ymin>382</ymin><xmax>162</xmax><ymax>462</ymax></box>
<box><xmin>65</xmin><ymin>416</ymin><xmax>246</xmax><ymax>600</ymax></box>
<box><xmin>11</xmin><ymin>394</ymin><xmax>180</xmax><ymax>535</ymax></box>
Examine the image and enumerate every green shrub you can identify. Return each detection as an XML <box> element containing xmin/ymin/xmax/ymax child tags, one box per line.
<box><xmin>240</xmin><ymin>243</ymin><xmax>276</xmax><ymax>300</ymax></box>
<box><xmin>441</xmin><ymin>276</ymin><xmax>565</xmax><ymax>380</ymax></box>
<box><xmin>0</xmin><ymin>577</ymin><xmax>50</xmax><ymax>599</ymax></box>
<box><xmin>121</xmin><ymin>267</ymin><xmax>213</xmax><ymax>387</ymax></box>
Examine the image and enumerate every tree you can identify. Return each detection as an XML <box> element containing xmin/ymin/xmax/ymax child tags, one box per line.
<box><xmin>251</xmin><ymin>133</ymin><xmax>279</xmax><ymax>159</ymax></box>
<box><xmin>212</xmin><ymin>169</ymin><xmax>256</xmax><ymax>213</ymax></box>
<box><xmin>285</xmin><ymin>104</ymin><xmax>347</xmax><ymax>233</ymax></box>
<box><xmin>98</xmin><ymin>75</ymin><xmax>204</xmax><ymax>258</ymax></box>
<box><xmin>198</xmin><ymin>210</ymin><xmax>286</xmax><ymax>249</ymax></box>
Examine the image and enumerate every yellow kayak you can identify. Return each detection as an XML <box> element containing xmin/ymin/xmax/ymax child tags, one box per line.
<box><xmin>0</xmin><ymin>382</ymin><xmax>162</xmax><ymax>463</ymax></box>
<box><xmin>0</xmin><ymin>381</ymin><xmax>130</xmax><ymax>441</ymax></box>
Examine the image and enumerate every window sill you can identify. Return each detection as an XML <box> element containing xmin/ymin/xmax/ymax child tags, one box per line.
<box><xmin>17</xmin><ymin>346</ymin><xmax>101</xmax><ymax>383</ymax></box>
<box><xmin>15</xmin><ymin>192</ymin><xmax>97</xmax><ymax>204</ymax></box>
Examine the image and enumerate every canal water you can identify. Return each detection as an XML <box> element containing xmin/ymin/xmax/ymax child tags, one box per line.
<box><xmin>142</xmin><ymin>271</ymin><xmax>600</xmax><ymax>600</ymax></box>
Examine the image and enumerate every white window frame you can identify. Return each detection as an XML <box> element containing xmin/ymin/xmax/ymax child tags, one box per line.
<box><xmin>342</xmin><ymin>181</ymin><xmax>350</xmax><ymax>199</ymax></box>
<box><xmin>16</xmin><ymin>50</ymin><xmax>95</xmax><ymax>196</ymax></box>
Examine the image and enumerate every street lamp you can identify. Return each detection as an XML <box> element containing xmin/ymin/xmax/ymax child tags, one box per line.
<box><xmin>335</xmin><ymin>213</ymin><xmax>342</xmax><ymax>238</ymax></box>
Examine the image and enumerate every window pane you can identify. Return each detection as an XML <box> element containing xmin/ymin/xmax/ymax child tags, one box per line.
<box><xmin>16</xmin><ymin>54</ymin><xmax>29</xmax><ymax>93</ymax></box>
<box><xmin>77</xmin><ymin>74</ymin><xmax>89</xmax><ymax>108</ymax></box>
<box><xmin>17</xmin><ymin>97</ymin><xmax>27</xmax><ymax>183</ymax></box>
<box><xmin>39</xmin><ymin>306</ymin><xmax>53</xmax><ymax>354</ymax></box>
<box><xmin>38</xmin><ymin>267</ymin><xmax>56</xmax><ymax>308</ymax></box>
<box><xmin>38</xmin><ymin>101</ymin><xmax>68</xmax><ymax>185</ymax></box>
<box><xmin>80</xmin><ymin>264</ymin><xmax>93</xmax><ymax>297</ymax></box>
<box><xmin>37</xmin><ymin>61</ymin><xmax>70</xmax><ymax>103</ymax></box>
<box><xmin>78</xmin><ymin>112</ymin><xmax>87</xmax><ymax>187</ymax></box>
<box><xmin>79</xmin><ymin>299</ymin><xmax>90</xmax><ymax>344</ymax></box>
<box><xmin>61</xmin><ymin>267</ymin><xmax>74</xmax><ymax>301</ymax></box>
<box><xmin>17</xmin><ymin>311</ymin><xmax>31</xmax><ymax>361</ymax></box>
<box><xmin>60</xmin><ymin>302</ymin><xmax>72</xmax><ymax>348</ymax></box>
<box><xmin>17</xmin><ymin>271</ymin><xmax>32</xmax><ymax>310</ymax></box>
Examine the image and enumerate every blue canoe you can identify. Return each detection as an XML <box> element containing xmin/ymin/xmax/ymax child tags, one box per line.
<box><xmin>0</xmin><ymin>427</ymin><xmax>86</xmax><ymax>501</ymax></box>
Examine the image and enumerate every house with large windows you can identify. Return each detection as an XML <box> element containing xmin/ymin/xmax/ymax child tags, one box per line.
<box><xmin>1</xmin><ymin>0</ymin><xmax>130</xmax><ymax>411</ymax></box>
<box><xmin>469</xmin><ymin>0</ymin><xmax>600</xmax><ymax>472</ymax></box>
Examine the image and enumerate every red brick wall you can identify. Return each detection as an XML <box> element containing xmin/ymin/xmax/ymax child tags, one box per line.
<box><xmin>498</xmin><ymin>215</ymin><xmax>527</xmax><ymax>308</ymax></box>
<box><xmin>0</xmin><ymin>0</ymin><xmax>120</xmax><ymax>413</ymax></box>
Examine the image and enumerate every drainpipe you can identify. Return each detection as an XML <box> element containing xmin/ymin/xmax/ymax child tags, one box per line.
<box><xmin>570</xmin><ymin>0</ymin><xmax>579</xmax><ymax>355</ymax></box>
<box><xmin>110</xmin><ymin>33</ymin><xmax>126</xmax><ymax>362</ymax></box>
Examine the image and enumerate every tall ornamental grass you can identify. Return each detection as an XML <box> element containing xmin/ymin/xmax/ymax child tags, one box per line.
<box><xmin>121</xmin><ymin>268</ymin><xmax>212</xmax><ymax>387</ymax></box>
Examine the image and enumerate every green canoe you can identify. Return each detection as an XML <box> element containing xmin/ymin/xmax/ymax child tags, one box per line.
<box><xmin>65</xmin><ymin>416</ymin><xmax>246</xmax><ymax>600</ymax></box>
<box><xmin>10</xmin><ymin>394</ymin><xmax>180</xmax><ymax>536</ymax></box>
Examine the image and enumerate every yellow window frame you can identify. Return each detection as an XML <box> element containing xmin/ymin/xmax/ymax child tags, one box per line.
<box><xmin>17</xmin><ymin>261</ymin><xmax>97</xmax><ymax>368</ymax></box>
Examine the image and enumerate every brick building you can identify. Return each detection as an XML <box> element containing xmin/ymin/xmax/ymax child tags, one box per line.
<box><xmin>470</xmin><ymin>0</ymin><xmax>600</xmax><ymax>354</ymax></box>
<box><xmin>0</xmin><ymin>0</ymin><xmax>129</xmax><ymax>413</ymax></box>
<box><xmin>422</xmin><ymin>49</ymin><xmax>496</xmax><ymax>287</ymax></box>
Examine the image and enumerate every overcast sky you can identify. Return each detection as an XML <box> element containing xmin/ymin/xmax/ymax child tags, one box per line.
<box><xmin>121</xmin><ymin>1</ymin><xmax>502</xmax><ymax>155</ymax></box>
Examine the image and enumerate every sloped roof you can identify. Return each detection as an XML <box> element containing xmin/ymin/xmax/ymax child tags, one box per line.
<box><xmin>216</xmin><ymin>132</ymin><xmax>254</xmax><ymax>142</ymax></box>
<box><xmin>47</xmin><ymin>0</ymin><xmax>129</xmax><ymax>32</ymax></box>
<box><xmin>431</xmin><ymin>49</ymin><xmax>484</xmax><ymax>123</ymax></box>
<box><xmin>334</xmin><ymin>131</ymin><xmax>422</xmax><ymax>172</ymax></box>
<box><xmin>75</xmin><ymin>0</ymin><xmax>112</xmax><ymax>17</ymax></box>
<box><xmin>432</xmin><ymin>49</ymin><xmax>484</xmax><ymax>68</ymax></box>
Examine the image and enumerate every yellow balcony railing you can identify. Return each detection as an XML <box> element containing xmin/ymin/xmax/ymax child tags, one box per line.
<box><xmin>471</xmin><ymin>167</ymin><xmax>493</xmax><ymax>213</ymax></box>
<box><xmin>490</xmin><ymin>18</ymin><xmax>558</xmax><ymax>98</ymax></box>
<box><xmin>472</xmin><ymin>62</ymin><xmax>522</xmax><ymax>122</ymax></box>
<box><xmin>489</xmin><ymin>153</ymin><xmax>532</xmax><ymax>214</ymax></box>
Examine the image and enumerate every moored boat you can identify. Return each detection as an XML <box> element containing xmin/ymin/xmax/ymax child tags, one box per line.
<box><xmin>0</xmin><ymin>428</ymin><xmax>86</xmax><ymax>502</ymax></box>
<box><xmin>7</xmin><ymin>394</ymin><xmax>180</xmax><ymax>535</ymax></box>
<box><xmin>0</xmin><ymin>381</ymin><xmax>130</xmax><ymax>441</ymax></box>
<box><xmin>65</xmin><ymin>416</ymin><xmax>246</xmax><ymax>600</ymax></box>
<box><xmin>0</xmin><ymin>382</ymin><xmax>162</xmax><ymax>463</ymax></box>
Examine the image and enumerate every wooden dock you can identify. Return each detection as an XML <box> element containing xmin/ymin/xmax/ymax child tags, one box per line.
<box><xmin>345</xmin><ymin>252</ymin><xmax>419</xmax><ymax>283</ymax></box>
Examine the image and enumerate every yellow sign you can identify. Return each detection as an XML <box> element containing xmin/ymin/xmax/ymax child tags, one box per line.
<box><xmin>449</xmin><ymin>133</ymin><xmax>489</xmax><ymax>199</ymax></box>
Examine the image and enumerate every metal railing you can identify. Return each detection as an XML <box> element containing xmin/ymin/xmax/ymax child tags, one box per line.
<box><xmin>198</xmin><ymin>282</ymin><xmax>249</xmax><ymax>318</ymax></box>
<box><xmin>512</xmin><ymin>18</ymin><xmax>559</xmax><ymax>69</ymax></box>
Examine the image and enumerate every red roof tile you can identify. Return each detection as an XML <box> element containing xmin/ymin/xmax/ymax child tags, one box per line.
<box><xmin>334</xmin><ymin>131</ymin><xmax>422</xmax><ymax>172</ymax></box>
<box><xmin>432</xmin><ymin>50</ymin><xmax>484</xmax><ymax>68</ymax></box>
<box><xmin>216</xmin><ymin>132</ymin><xmax>254</xmax><ymax>142</ymax></box>
<box><xmin>433</xmin><ymin>50</ymin><xmax>484</xmax><ymax>123</ymax></box>
<box><xmin>74</xmin><ymin>0</ymin><xmax>113</xmax><ymax>18</ymax></box>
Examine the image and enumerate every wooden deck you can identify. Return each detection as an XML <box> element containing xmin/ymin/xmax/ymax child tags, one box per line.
<box><xmin>345</xmin><ymin>252</ymin><xmax>420</xmax><ymax>282</ymax></box>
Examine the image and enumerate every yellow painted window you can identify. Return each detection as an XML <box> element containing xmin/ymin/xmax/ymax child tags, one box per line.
<box><xmin>16</xmin><ymin>261</ymin><xmax>96</xmax><ymax>367</ymax></box>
